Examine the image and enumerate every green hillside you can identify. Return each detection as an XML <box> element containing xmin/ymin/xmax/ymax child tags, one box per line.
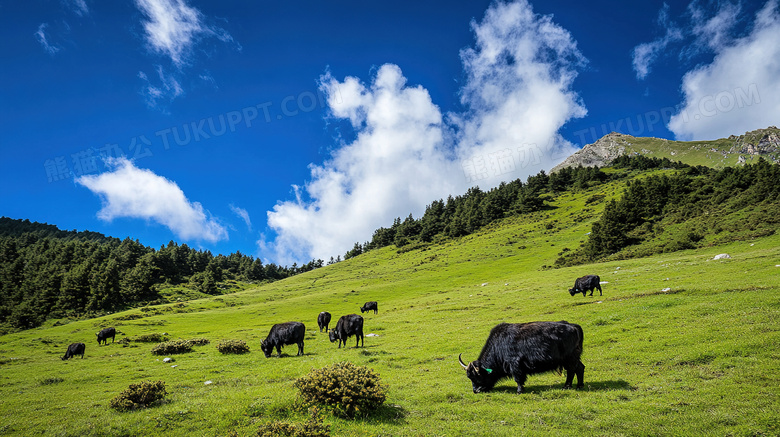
<box><xmin>1</xmin><ymin>167</ymin><xmax>778</xmax><ymax>436</ymax></box>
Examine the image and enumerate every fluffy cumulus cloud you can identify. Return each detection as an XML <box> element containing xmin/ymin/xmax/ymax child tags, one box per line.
<box><xmin>77</xmin><ymin>158</ymin><xmax>228</xmax><ymax>243</ymax></box>
<box><xmin>669</xmin><ymin>1</ymin><xmax>780</xmax><ymax>140</ymax></box>
<box><xmin>262</xmin><ymin>0</ymin><xmax>588</xmax><ymax>265</ymax></box>
<box><xmin>264</xmin><ymin>64</ymin><xmax>457</xmax><ymax>264</ymax></box>
<box><xmin>454</xmin><ymin>0</ymin><xmax>587</xmax><ymax>186</ymax></box>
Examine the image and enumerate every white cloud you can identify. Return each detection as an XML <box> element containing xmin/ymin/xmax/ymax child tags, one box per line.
<box><xmin>138</xmin><ymin>65</ymin><xmax>184</xmax><ymax>109</ymax></box>
<box><xmin>454</xmin><ymin>0</ymin><xmax>587</xmax><ymax>184</ymax></box>
<box><xmin>632</xmin><ymin>4</ymin><xmax>684</xmax><ymax>80</ymax></box>
<box><xmin>65</xmin><ymin>0</ymin><xmax>89</xmax><ymax>16</ymax></box>
<box><xmin>34</xmin><ymin>23</ymin><xmax>59</xmax><ymax>55</ymax></box>
<box><xmin>689</xmin><ymin>1</ymin><xmax>741</xmax><ymax>51</ymax></box>
<box><xmin>261</xmin><ymin>0</ymin><xmax>587</xmax><ymax>265</ymax></box>
<box><xmin>77</xmin><ymin>158</ymin><xmax>228</xmax><ymax>243</ymax></box>
<box><xmin>264</xmin><ymin>64</ymin><xmax>456</xmax><ymax>265</ymax></box>
<box><xmin>230</xmin><ymin>204</ymin><xmax>252</xmax><ymax>231</ymax></box>
<box><xmin>134</xmin><ymin>0</ymin><xmax>234</xmax><ymax>67</ymax></box>
<box><xmin>669</xmin><ymin>0</ymin><xmax>780</xmax><ymax>140</ymax></box>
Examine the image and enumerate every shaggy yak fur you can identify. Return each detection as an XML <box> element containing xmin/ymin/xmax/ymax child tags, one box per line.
<box><xmin>459</xmin><ymin>321</ymin><xmax>585</xmax><ymax>394</ymax></box>
<box><xmin>260</xmin><ymin>322</ymin><xmax>305</xmax><ymax>358</ymax></box>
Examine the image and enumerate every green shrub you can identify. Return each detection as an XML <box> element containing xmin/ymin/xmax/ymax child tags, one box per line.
<box><xmin>109</xmin><ymin>380</ymin><xmax>167</xmax><ymax>411</ymax></box>
<box><xmin>189</xmin><ymin>337</ymin><xmax>210</xmax><ymax>346</ymax></box>
<box><xmin>133</xmin><ymin>333</ymin><xmax>168</xmax><ymax>343</ymax></box>
<box><xmin>150</xmin><ymin>339</ymin><xmax>192</xmax><ymax>355</ymax></box>
<box><xmin>217</xmin><ymin>339</ymin><xmax>249</xmax><ymax>354</ymax></box>
<box><xmin>294</xmin><ymin>362</ymin><xmax>386</xmax><ymax>418</ymax></box>
<box><xmin>256</xmin><ymin>406</ymin><xmax>330</xmax><ymax>437</ymax></box>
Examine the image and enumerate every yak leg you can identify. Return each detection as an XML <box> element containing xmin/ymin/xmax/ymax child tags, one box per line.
<box><xmin>297</xmin><ymin>341</ymin><xmax>304</xmax><ymax>356</ymax></box>
<box><xmin>564</xmin><ymin>365</ymin><xmax>576</xmax><ymax>388</ymax></box>
<box><xmin>576</xmin><ymin>361</ymin><xmax>585</xmax><ymax>388</ymax></box>
<box><xmin>513</xmin><ymin>373</ymin><xmax>528</xmax><ymax>394</ymax></box>
<box><xmin>597</xmin><ymin>283</ymin><xmax>603</xmax><ymax>296</ymax></box>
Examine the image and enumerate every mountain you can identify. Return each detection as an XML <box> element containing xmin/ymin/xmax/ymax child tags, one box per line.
<box><xmin>552</xmin><ymin>126</ymin><xmax>780</xmax><ymax>172</ymax></box>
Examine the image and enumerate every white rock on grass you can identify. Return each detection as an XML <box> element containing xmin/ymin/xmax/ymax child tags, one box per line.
<box><xmin>163</xmin><ymin>357</ymin><xmax>173</xmax><ymax>363</ymax></box>
<box><xmin>713</xmin><ymin>254</ymin><xmax>731</xmax><ymax>260</ymax></box>
<box><xmin>204</xmin><ymin>380</ymin><xmax>213</xmax><ymax>385</ymax></box>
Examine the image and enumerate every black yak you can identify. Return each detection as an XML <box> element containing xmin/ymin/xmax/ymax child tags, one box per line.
<box><xmin>458</xmin><ymin>321</ymin><xmax>585</xmax><ymax>394</ymax></box>
<box><xmin>96</xmin><ymin>327</ymin><xmax>116</xmax><ymax>345</ymax></box>
<box><xmin>317</xmin><ymin>311</ymin><xmax>331</xmax><ymax>332</ymax></box>
<box><xmin>569</xmin><ymin>275</ymin><xmax>602</xmax><ymax>297</ymax></box>
<box><xmin>260</xmin><ymin>322</ymin><xmax>305</xmax><ymax>358</ymax></box>
<box><xmin>329</xmin><ymin>314</ymin><xmax>364</xmax><ymax>348</ymax></box>
<box><xmin>61</xmin><ymin>342</ymin><xmax>86</xmax><ymax>360</ymax></box>
<box><xmin>360</xmin><ymin>301</ymin><xmax>378</xmax><ymax>314</ymax></box>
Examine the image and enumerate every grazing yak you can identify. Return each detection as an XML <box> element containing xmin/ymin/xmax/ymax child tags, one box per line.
<box><xmin>260</xmin><ymin>322</ymin><xmax>305</xmax><ymax>358</ymax></box>
<box><xmin>61</xmin><ymin>342</ymin><xmax>86</xmax><ymax>360</ymax></box>
<box><xmin>329</xmin><ymin>314</ymin><xmax>364</xmax><ymax>348</ymax></box>
<box><xmin>569</xmin><ymin>275</ymin><xmax>602</xmax><ymax>297</ymax></box>
<box><xmin>317</xmin><ymin>311</ymin><xmax>332</xmax><ymax>332</ymax></box>
<box><xmin>360</xmin><ymin>301</ymin><xmax>378</xmax><ymax>314</ymax></box>
<box><xmin>96</xmin><ymin>327</ymin><xmax>116</xmax><ymax>345</ymax></box>
<box><xmin>458</xmin><ymin>321</ymin><xmax>585</xmax><ymax>394</ymax></box>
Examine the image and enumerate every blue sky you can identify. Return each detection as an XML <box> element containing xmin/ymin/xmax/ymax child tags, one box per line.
<box><xmin>1</xmin><ymin>0</ymin><xmax>778</xmax><ymax>265</ymax></box>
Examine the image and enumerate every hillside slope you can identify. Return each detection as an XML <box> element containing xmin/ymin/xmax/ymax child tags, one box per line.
<box><xmin>1</xmin><ymin>170</ymin><xmax>778</xmax><ymax>436</ymax></box>
<box><xmin>552</xmin><ymin>126</ymin><xmax>780</xmax><ymax>172</ymax></box>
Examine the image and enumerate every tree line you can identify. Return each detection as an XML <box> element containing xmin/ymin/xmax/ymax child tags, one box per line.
<box><xmin>0</xmin><ymin>218</ymin><xmax>322</xmax><ymax>332</ymax></box>
<box><xmin>558</xmin><ymin>157</ymin><xmax>780</xmax><ymax>265</ymax></box>
<box><xmin>342</xmin><ymin>164</ymin><xmax>611</xmax><ymax>259</ymax></box>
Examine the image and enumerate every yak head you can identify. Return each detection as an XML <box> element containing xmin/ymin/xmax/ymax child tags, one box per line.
<box><xmin>359</xmin><ymin>306</ymin><xmax>366</xmax><ymax>313</ymax></box>
<box><xmin>568</xmin><ymin>287</ymin><xmax>577</xmax><ymax>296</ymax></box>
<box><xmin>259</xmin><ymin>340</ymin><xmax>273</xmax><ymax>358</ymax></box>
<box><xmin>459</xmin><ymin>353</ymin><xmax>497</xmax><ymax>394</ymax></box>
<box><xmin>328</xmin><ymin>329</ymin><xmax>339</xmax><ymax>343</ymax></box>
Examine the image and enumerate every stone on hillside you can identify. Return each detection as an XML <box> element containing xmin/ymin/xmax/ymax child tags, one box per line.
<box><xmin>713</xmin><ymin>254</ymin><xmax>731</xmax><ymax>260</ymax></box>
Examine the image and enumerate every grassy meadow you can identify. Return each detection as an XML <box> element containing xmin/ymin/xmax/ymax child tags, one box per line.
<box><xmin>1</xmin><ymin>176</ymin><xmax>779</xmax><ymax>436</ymax></box>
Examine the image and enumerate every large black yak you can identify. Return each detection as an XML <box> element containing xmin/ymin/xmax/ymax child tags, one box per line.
<box><xmin>458</xmin><ymin>321</ymin><xmax>585</xmax><ymax>394</ymax></box>
<box><xmin>260</xmin><ymin>322</ymin><xmax>305</xmax><ymax>358</ymax></box>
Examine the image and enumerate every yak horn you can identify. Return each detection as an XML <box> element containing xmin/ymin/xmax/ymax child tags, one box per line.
<box><xmin>458</xmin><ymin>353</ymin><xmax>468</xmax><ymax>369</ymax></box>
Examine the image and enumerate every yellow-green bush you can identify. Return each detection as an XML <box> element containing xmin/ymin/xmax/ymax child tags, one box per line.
<box><xmin>109</xmin><ymin>380</ymin><xmax>167</xmax><ymax>411</ymax></box>
<box><xmin>293</xmin><ymin>362</ymin><xmax>386</xmax><ymax>418</ymax></box>
<box><xmin>133</xmin><ymin>333</ymin><xmax>168</xmax><ymax>343</ymax></box>
<box><xmin>189</xmin><ymin>337</ymin><xmax>210</xmax><ymax>346</ymax></box>
<box><xmin>150</xmin><ymin>339</ymin><xmax>192</xmax><ymax>355</ymax></box>
<box><xmin>216</xmin><ymin>339</ymin><xmax>249</xmax><ymax>354</ymax></box>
